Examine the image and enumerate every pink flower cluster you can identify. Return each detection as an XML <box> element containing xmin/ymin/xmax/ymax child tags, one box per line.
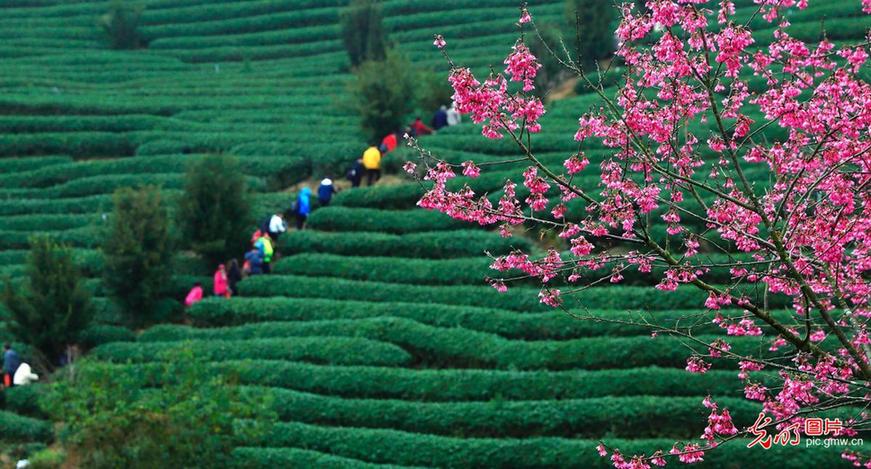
<box><xmin>701</xmin><ymin>397</ymin><xmax>738</xmax><ymax>446</ymax></box>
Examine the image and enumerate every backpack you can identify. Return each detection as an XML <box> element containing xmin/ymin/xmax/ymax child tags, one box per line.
<box><xmin>346</xmin><ymin>166</ymin><xmax>357</xmax><ymax>181</ymax></box>
<box><xmin>290</xmin><ymin>200</ymin><xmax>299</xmax><ymax>215</ymax></box>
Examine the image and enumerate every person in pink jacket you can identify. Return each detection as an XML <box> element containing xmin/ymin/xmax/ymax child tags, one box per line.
<box><xmin>213</xmin><ymin>264</ymin><xmax>229</xmax><ymax>298</ymax></box>
<box><xmin>184</xmin><ymin>282</ymin><xmax>203</xmax><ymax>307</ymax></box>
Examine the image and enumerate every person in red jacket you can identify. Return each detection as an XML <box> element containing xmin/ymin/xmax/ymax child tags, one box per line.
<box><xmin>411</xmin><ymin>117</ymin><xmax>433</xmax><ymax>136</ymax></box>
<box><xmin>184</xmin><ymin>282</ymin><xmax>203</xmax><ymax>307</ymax></box>
<box><xmin>213</xmin><ymin>264</ymin><xmax>229</xmax><ymax>298</ymax></box>
<box><xmin>381</xmin><ymin>131</ymin><xmax>398</xmax><ymax>153</ymax></box>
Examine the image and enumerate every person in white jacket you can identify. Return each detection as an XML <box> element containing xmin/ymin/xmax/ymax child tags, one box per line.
<box><xmin>13</xmin><ymin>363</ymin><xmax>38</xmax><ymax>386</ymax></box>
<box><xmin>446</xmin><ymin>102</ymin><xmax>461</xmax><ymax>126</ymax></box>
<box><xmin>268</xmin><ymin>213</ymin><xmax>287</xmax><ymax>240</ymax></box>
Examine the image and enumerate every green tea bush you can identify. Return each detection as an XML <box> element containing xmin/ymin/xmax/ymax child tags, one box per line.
<box><xmin>307</xmin><ymin>207</ymin><xmax>467</xmax><ymax>233</ymax></box>
<box><xmin>271</xmin><ymin>252</ymin><xmax>752</xmax><ymax>286</ymax></box>
<box><xmin>237</xmin><ymin>275</ymin><xmax>788</xmax><ymax>312</ymax></box>
<box><xmin>0</xmin><ymin>384</ymin><xmax>44</xmax><ymax>417</ymax></box>
<box><xmin>90</xmin><ymin>336</ymin><xmax>411</xmax><ymax>367</ymax></box>
<box><xmin>277</xmin><ymin>229</ymin><xmax>530</xmax><ymax>258</ymax></box>
<box><xmin>108</xmin><ymin>361</ymin><xmax>768</xmax><ymax>401</ymax></box>
<box><xmin>232</xmin><ymin>447</ymin><xmax>403</xmax><ymax>469</ymax></box>
<box><xmin>184</xmin><ymin>297</ymin><xmax>797</xmax><ymax>339</ymax></box>
<box><xmin>262</xmin><ymin>389</ymin><xmax>760</xmax><ymax>439</ymax></box>
<box><xmin>252</xmin><ymin>422</ymin><xmax>849</xmax><ymax>468</ymax></box>
<box><xmin>137</xmin><ymin>317</ymin><xmax>772</xmax><ymax>370</ymax></box>
<box><xmin>0</xmin><ymin>410</ymin><xmax>52</xmax><ymax>443</ymax></box>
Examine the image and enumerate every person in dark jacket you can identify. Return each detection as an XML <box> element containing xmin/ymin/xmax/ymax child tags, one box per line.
<box><xmin>227</xmin><ymin>259</ymin><xmax>243</xmax><ymax>295</ymax></box>
<box><xmin>347</xmin><ymin>158</ymin><xmax>364</xmax><ymax>187</ymax></box>
<box><xmin>3</xmin><ymin>344</ymin><xmax>21</xmax><ymax>388</ymax></box>
<box><xmin>432</xmin><ymin>105</ymin><xmax>448</xmax><ymax>130</ymax></box>
<box><xmin>318</xmin><ymin>178</ymin><xmax>337</xmax><ymax>206</ymax></box>
<box><xmin>244</xmin><ymin>248</ymin><xmax>263</xmax><ymax>275</ymax></box>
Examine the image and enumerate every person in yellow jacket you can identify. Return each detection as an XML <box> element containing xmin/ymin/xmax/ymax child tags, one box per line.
<box><xmin>255</xmin><ymin>233</ymin><xmax>274</xmax><ymax>274</ymax></box>
<box><xmin>362</xmin><ymin>145</ymin><xmax>383</xmax><ymax>186</ymax></box>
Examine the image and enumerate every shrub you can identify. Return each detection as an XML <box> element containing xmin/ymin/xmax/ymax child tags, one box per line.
<box><xmin>251</xmin><ymin>422</ymin><xmax>850</xmax><ymax>468</ymax></box>
<box><xmin>272</xmin><ymin>252</ymin><xmax>754</xmax><ymax>287</ymax></box>
<box><xmin>136</xmin><ymin>317</ymin><xmax>773</xmax><ymax>370</ymax></box>
<box><xmin>277</xmin><ymin>229</ymin><xmax>529</xmax><ymax>258</ymax></box>
<box><xmin>340</xmin><ymin>0</ymin><xmax>387</xmax><ymax>68</ymax></box>
<box><xmin>0</xmin><ymin>410</ymin><xmax>52</xmax><ymax>443</ymax></box>
<box><xmin>2</xmin><ymin>237</ymin><xmax>94</xmax><ymax>362</ymax></box>
<box><xmin>348</xmin><ymin>50</ymin><xmax>417</xmax><ymax>141</ymax></box>
<box><xmin>232</xmin><ymin>447</ymin><xmax>389</xmax><ymax>469</ymax></box>
<box><xmin>106</xmin><ymin>361</ymin><xmax>770</xmax><ymax>402</ymax></box>
<box><xmin>41</xmin><ymin>353</ymin><xmax>274</xmax><ymax>468</ymax></box>
<box><xmin>176</xmin><ymin>154</ymin><xmax>252</xmax><ymax>265</ymax></box>
<box><xmin>103</xmin><ymin>186</ymin><xmax>174</xmax><ymax>325</ymax></box>
<box><xmin>183</xmin><ymin>296</ymin><xmax>798</xmax><ymax>340</ymax></box>
<box><xmin>77</xmin><ymin>324</ymin><xmax>135</xmax><ymax>349</ymax></box>
<box><xmin>307</xmin><ymin>206</ymin><xmax>466</xmax><ymax>233</ymax></box>
<box><xmin>99</xmin><ymin>0</ymin><xmax>144</xmax><ymax>49</ymax></box>
<box><xmin>236</xmin><ymin>275</ymin><xmax>789</xmax><ymax>312</ymax></box>
<box><xmin>1</xmin><ymin>384</ymin><xmax>44</xmax><ymax>417</ymax></box>
<box><xmin>90</xmin><ymin>336</ymin><xmax>411</xmax><ymax>367</ymax></box>
<box><xmin>261</xmin><ymin>389</ymin><xmax>768</xmax><ymax>439</ymax></box>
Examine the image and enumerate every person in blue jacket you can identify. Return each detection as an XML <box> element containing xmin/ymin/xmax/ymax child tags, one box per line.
<box><xmin>3</xmin><ymin>344</ymin><xmax>21</xmax><ymax>388</ymax></box>
<box><xmin>317</xmin><ymin>178</ymin><xmax>337</xmax><ymax>206</ymax></box>
<box><xmin>244</xmin><ymin>247</ymin><xmax>263</xmax><ymax>275</ymax></box>
<box><xmin>295</xmin><ymin>187</ymin><xmax>312</xmax><ymax>230</ymax></box>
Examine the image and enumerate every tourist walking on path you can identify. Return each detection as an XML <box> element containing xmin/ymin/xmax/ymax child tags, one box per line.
<box><xmin>184</xmin><ymin>282</ymin><xmax>203</xmax><ymax>307</ymax></box>
<box><xmin>380</xmin><ymin>131</ymin><xmax>398</xmax><ymax>154</ymax></box>
<box><xmin>318</xmin><ymin>178</ymin><xmax>337</xmax><ymax>206</ymax></box>
<box><xmin>411</xmin><ymin>117</ymin><xmax>433</xmax><ymax>136</ymax></box>
<box><xmin>362</xmin><ymin>145</ymin><xmax>382</xmax><ymax>186</ymax></box>
<box><xmin>3</xmin><ymin>344</ymin><xmax>21</xmax><ymax>388</ymax></box>
<box><xmin>227</xmin><ymin>259</ymin><xmax>242</xmax><ymax>296</ymax></box>
<box><xmin>295</xmin><ymin>187</ymin><xmax>312</xmax><ymax>229</ymax></box>
<box><xmin>347</xmin><ymin>157</ymin><xmax>364</xmax><ymax>188</ymax></box>
<box><xmin>255</xmin><ymin>233</ymin><xmax>274</xmax><ymax>274</ymax></box>
<box><xmin>432</xmin><ymin>105</ymin><xmax>448</xmax><ymax>130</ymax></box>
<box><xmin>244</xmin><ymin>248</ymin><xmax>263</xmax><ymax>275</ymax></box>
<box><xmin>446</xmin><ymin>102</ymin><xmax>461</xmax><ymax>126</ymax></box>
<box><xmin>213</xmin><ymin>264</ymin><xmax>229</xmax><ymax>298</ymax></box>
<box><xmin>268</xmin><ymin>212</ymin><xmax>287</xmax><ymax>240</ymax></box>
<box><xmin>12</xmin><ymin>363</ymin><xmax>38</xmax><ymax>386</ymax></box>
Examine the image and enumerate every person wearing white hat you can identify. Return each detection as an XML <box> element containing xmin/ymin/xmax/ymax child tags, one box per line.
<box><xmin>317</xmin><ymin>177</ymin><xmax>338</xmax><ymax>206</ymax></box>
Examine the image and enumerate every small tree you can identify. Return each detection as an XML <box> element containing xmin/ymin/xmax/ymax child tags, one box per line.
<box><xmin>564</xmin><ymin>0</ymin><xmax>614</xmax><ymax>66</ymax></box>
<box><xmin>417</xmin><ymin>70</ymin><xmax>454</xmax><ymax>115</ymax></box>
<box><xmin>103</xmin><ymin>186</ymin><xmax>173</xmax><ymax>326</ymax></box>
<box><xmin>349</xmin><ymin>50</ymin><xmax>417</xmax><ymax>141</ymax></box>
<box><xmin>340</xmin><ymin>0</ymin><xmax>388</xmax><ymax>68</ymax></box>
<box><xmin>177</xmin><ymin>154</ymin><xmax>252</xmax><ymax>266</ymax></box>
<box><xmin>528</xmin><ymin>22</ymin><xmax>571</xmax><ymax>97</ymax></box>
<box><xmin>2</xmin><ymin>237</ymin><xmax>93</xmax><ymax>364</ymax></box>
<box><xmin>41</xmin><ymin>352</ymin><xmax>275</xmax><ymax>468</ymax></box>
<box><xmin>99</xmin><ymin>0</ymin><xmax>144</xmax><ymax>50</ymax></box>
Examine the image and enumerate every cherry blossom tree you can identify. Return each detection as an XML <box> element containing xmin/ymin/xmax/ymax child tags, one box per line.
<box><xmin>411</xmin><ymin>1</ymin><xmax>871</xmax><ymax>466</ymax></box>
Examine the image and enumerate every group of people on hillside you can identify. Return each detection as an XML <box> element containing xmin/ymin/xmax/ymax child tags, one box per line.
<box><xmin>347</xmin><ymin>106</ymin><xmax>461</xmax><ymax>188</ymax></box>
<box><xmin>2</xmin><ymin>343</ymin><xmax>38</xmax><ymax>389</ymax></box>
<box><xmin>183</xmin><ymin>177</ymin><xmax>340</xmax><ymax>307</ymax></box>
<box><xmin>184</xmin><ymin>105</ymin><xmax>459</xmax><ymax>307</ymax></box>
